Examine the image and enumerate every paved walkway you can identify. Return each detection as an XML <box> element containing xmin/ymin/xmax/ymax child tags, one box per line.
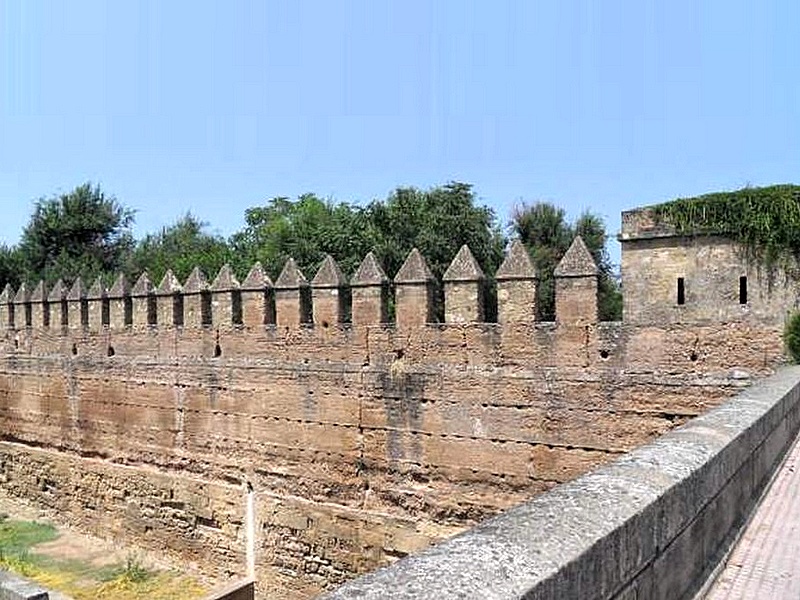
<box><xmin>705</xmin><ymin>433</ymin><xmax>800</xmax><ymax>599</ymax></box>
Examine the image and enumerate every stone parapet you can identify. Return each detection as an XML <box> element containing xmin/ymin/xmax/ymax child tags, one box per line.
<box><xmin>323</xmin><ymin>367</ymin><xmax>800</xmax><ymax>600</ymax></box>
<box><xmin>350</xmin><ymin>252</ymin><xmax>389</xmax><ymax>327</ymax></box>
<box><xmin>275</xmin><ymin>258</ymin><xmax>310</xmax><ymax>329</ymax></box>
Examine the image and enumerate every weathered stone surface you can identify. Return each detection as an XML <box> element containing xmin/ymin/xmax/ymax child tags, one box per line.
<box><xmin>131</xmin><ymin>272</ymin><xmax>155</xmax><ymax>328</ymax></box>
<box><xmin>554</xmin><ymin>235</ymin><xmax>598</xmax><ymax>277</ymax></box>
<box><xmin>275</xmin><ymin>258</ymin><xmax>310</xmax><ymax>328</ymax></box>
<box><xmin>0</xmin><ymin>283</ymin><xmax>13</xmax><ymax>304</ymax></box>
<box><xmin>108</xmin><ymin>273</ymin><xmax>130</xmax><ymax>297</ymax></box>
<box><xmin>212</xmin><ymin>264</ymin><xmax>241</xmax><ymax>291</ymax></box>
<box><xmin>350</xmin><ymin>253</ymin><xmax>390</xmax><ymax>326</ymax></box>
<box><xmin>67</xmin><ymin>277</ymin><xmax>88</xmax><ymax>330</ymax></box>
<box><xmin>351</xmin><ymin>252</ymin><xmax>388</xmax><ymax>287</ymax></box>
<box><xmin>132</xmin><ymin>272</ymin><xmax>154</xmax><ymax>296</ymax></box>
<box><xmin>183</xmin><ymin>267</ymin><xmax>210</xmax><ymax>328</ymax></box>
<box><xmin>395</xmin><ymin>248</ymin><xmax>435</xmax><ymax>284</ymax></box>
<box><xmin>240</xmin><ymin>263</ymin><xmax>272</xmax><ymax>328</ymax></box>
<box><xmin>443</xmin><ymin>246</ymin><xmax>485</xmax><ymax>323</ymax></box>
<box><xmin>395</xmin><ymin>249</ymin><xmax>435</xmax><ymax>328</ymax></box>
<box><xmin>211</xmin><ymin>265</ymin><xmax>242</xmax><ymax>328</ymax></box>
<box><xmin>47</xmin><ymin>279</ymin><xmax>66</xmax><ymax>302</ymax></box>
<box><xmin>157</xmin><ymin>269</ymin><xmax>182</xmax><ymax>295</ymax></box>
<box><xmin>323</xmin><ymin>367</ymin><xmax>800</xmax><ymax>600</ymax></box>
<box><xmin>443</xmin><ymin>245</ymin><xmax>484</xmax><ymax>283</ymax></box>
<box><xmin>29</xmin><ymin>281</ymin><xmax>49</xmax><ymax>329</ymax></box>
<box><xmin>554</xmin><ymin>237</ymin><xmax>598</xmax><ymax>325</ymax></box>
<box><xmin>311</xmin><ymin>256</ymin><xmax>346</xmax><ymax>327</ymax></box>
<box><xmin>87</xmin><ymin>277</ymin><xmax>106</xmax><ymax>300</ymax></box>
<box><xmin>29</xmin><ymin>281</ymin><xmax>46</xmax><ymax>303</ymax></box>
<box><xmin>156</xmin><ymin>270</ymin><xmax>182</xmax><ymax>327</ymax></box>
<box><xmin>183</xmin><ymin>266</ymin><xmax>209</xmax><ymax>293</ymax></box>
<box><xmin>0</xmin><ymin>569</ymin><xmax>50</xmax><ymax>599</ymax></box>
<box><xmin>496</xmin><ymin>240</ymin><xmax>536</xmax><ymax>281</ymax></box>
<box><xmin>87</xmin><ymin>277</ymin><xmax>107</xmax><ymax>331</ymax></box>
<box><xmin>108</xmin><ymin>274</ymin><xmax>131</xmax><ymax>330</ymax></box>
<box><xmin>312</xmin><ymin>255</ymin><xmax>346</xmax><ymax>289</ymax></box>
<box><xmin>67</xmin><ymin>277</ymin><xmax>87</xmax><ymax>300</ymax></box>
<box><xmin>275</xmin><ymin>258</ymin><xmax>308</xmax><ymax>290</ymax></box>
<box><xmin>0</xmin><ymin>284</ymin><xmax>13</xmax><ymax>329</ymax></box>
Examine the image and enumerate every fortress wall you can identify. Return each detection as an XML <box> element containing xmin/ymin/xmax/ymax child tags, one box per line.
<box><xmin>322</xmin><ymin>366</ymin><xmax>800</xmax><ymax>600</ymax></box>
<box><xmin>0</xmin><ymin>240</ymin><xmax>791</xmax><ymax>598</ymax></box>
<box><xmin>0</xmin><ymin>319</ymin><xmax>776</xmax><ymax>598</ymax></box>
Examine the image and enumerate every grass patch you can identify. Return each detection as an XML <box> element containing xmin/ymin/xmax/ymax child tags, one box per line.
<box><xmin>0</xmin><ymin>516</ymin><xmax>206</xmax><ymax>599</ymax></box>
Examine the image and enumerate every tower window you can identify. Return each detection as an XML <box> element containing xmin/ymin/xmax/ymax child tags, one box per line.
<box><xmin>677</xmin><ymin>277</ymin><xmax>685</xmax><ymax>305</ymax></box>
<box><xmin>739</xmin><ymin>276</ymin><xmax>748</xmax><ymax>304</ymax></box>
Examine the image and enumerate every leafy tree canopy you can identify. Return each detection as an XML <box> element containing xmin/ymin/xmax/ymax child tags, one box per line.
<box><xmin>366</xmin><ymin>182</ymin><xmax>506</xmax><ymax>282</ymax></box>
<box><xmin>651</xmin><ymin>184</ymin><xmax>800</xmax><ymax>277</ymax></box>
<box><xmin>0</xmin><ymin>245</ymin><xmax>22</xmax><ymax>291</ymax></box>
<box><xmin>229</xmin><ymin>194</ymin><xmax>371</xmax><ymax>280</ymax></box>
<box><xmin>511</xmin><ymin>202</ymin><xmax>621</xmax><ymax>321</ymax></box>
<box><xmin>17</xmin><ymin>183</ymin><xmax>134</xmax><ymax>285</ymax></box>
<box><xmin>127</xmin><ymin>213</ymin><xmax>232</xmax><ymax>285</ymax></box>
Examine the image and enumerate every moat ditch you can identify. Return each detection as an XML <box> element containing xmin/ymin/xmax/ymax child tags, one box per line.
<box><xmin>0</xmin><ymin>494</ymin><xmax>213</xmax><ymax>599</ymax></box>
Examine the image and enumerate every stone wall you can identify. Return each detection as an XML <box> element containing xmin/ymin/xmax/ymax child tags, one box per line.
<box><xmin>620</xmin><ymin>208</ymin><xmax>800</xmax><ymax>326</ymax></box>
<box><xmin>0</xmin><ymin>236</ymin><xmax>794</xmax><ymax>599</ymax></box>
<box><xmin>322</xmin><ymin>366</ymin><xmax>800</xmax><ymax>600</ymax></box>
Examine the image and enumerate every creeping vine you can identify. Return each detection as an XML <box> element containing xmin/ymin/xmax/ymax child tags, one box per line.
<box><xmin>650</xmin><ymin>184</ymin><xmax>800</xmax><ymax>280</ymax></box>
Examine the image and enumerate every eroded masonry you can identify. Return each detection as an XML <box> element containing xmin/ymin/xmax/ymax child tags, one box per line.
<box><xmin>0</xmin><ymin>206</ymin><xmax>796</xmax><ymax>599</ymax></box>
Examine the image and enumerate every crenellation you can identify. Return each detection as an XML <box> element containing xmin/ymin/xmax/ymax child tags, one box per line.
<box><xmin>0</xmin><ymin>284</ymin><xmax>13</xmax><ymax>330</ymax></box>
<box><xmin>311</xmin><ymin>255</ymin><xmax>347</xmax><ymax>328</ymax></box>
<box><xmin>2</xmin><ymin>204</ymin><xmax>800</xmax><ymax>599</ymax></box>
<box><xmin>554</xmin><ymin>236</ymin><xmax>599</xmax><ymax>325</ymax></box>
<box><xmin>183</xmin><ymin>266</ymin><xmax>211</xmax><ymax>328</ymax></box>
<box><xmin>108</xmin><ymin>273</ymin><xmax>131</xmax><ymax>329</ymax></box>
<box><xmin>87</xmin><ymin>277</ymin><xmax>107</xmax><ymax>331</ymax></box>
<box><xmin>131</xmin><ymin>272</ymin><xmax>155</xmax><ymax>328</ymax></box>
<box><xmin>495</xmin><ymin>240</ymin><xmax>537</xmax><ymax>324</ymax></box>
<box><xmin>48</xmin><ymin>279</ymin><xmax>67</xmax><ymax>329</ymax></box>
<box><xmin>241</xmin><ymin>262</ymin><xmax>273</xmax><ymax>328</ymax></box>
<box><xmin>394</xmin><ymin>248</ymin><xmax>436</xmax><ymax>329</ymax></box>
<box><xmin>156</xmin><ymin>269</ymin><xmax>183</xmax><ymax>327</ymax></box>
<box><xmin>211</xmin><ymin>264</ymin><xmax>242</xmax><ymax>327</ymax></box>
<box><xmin>13</xmin><ymin>282</ymin><xmax>31</xmax><ymax>329</ymax></box>
<box><xmin>67</xmin><ymin>277</ymin><xmax>89</xmax><ymax>330</ymax></box>
<box><xmin>351</xmin><ymin>252</ymin><xmax>389</xmax><ymax>327</ymax></box>
<box><xmin>29</xmin><ymin>280</ymin><xmax>49</xmax><ymax>328</ymax></box>
<box><xmin>275</xmin><ymin>258</ymin><xmax>310</xmax><ymax>329</ymax></box>
<box><xmin>443</xmin><ymin>245</ymin><xmax>485</xmax><ymax>323</ymax></box>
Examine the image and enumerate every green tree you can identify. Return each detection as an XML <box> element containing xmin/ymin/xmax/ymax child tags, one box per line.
<box><xmin>17</xmin><ymin>183</ymin><xmax>134</xmax><ymax>285</ymax></box>
<box><xmin>511</xmin><ymin>202</ymin><xmax>622</xmax><ymax>321</ymax></box>
<box><xmin>366</xmin><ymin>182</ymin><xmax>506</xmax><ymax>319</ymax></box>
<box><xmin>127</xmin><ymin>213</ymin><xmax>231</xmax><ymax>284</ymax></box>
<box><xmin>229</xmin><ymin>194</ymin><xmax>372</xmax><ymax>279</ymax></box>
<box><xmin>0</xmin><ymin>245</ymin><xmax>22</xmax><ymax>290</ymax></box>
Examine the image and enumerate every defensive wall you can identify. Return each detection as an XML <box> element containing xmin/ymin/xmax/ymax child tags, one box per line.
<box><xmin>0</xmin><ymin>206</ymin><xmax>795</xmax><ymax>598</ymax></box>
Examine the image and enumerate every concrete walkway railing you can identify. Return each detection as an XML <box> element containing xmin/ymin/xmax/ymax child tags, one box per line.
<box><xmin>322</xmin><ymin>366</ymin><xmax>800</xmax><ymax>600</ymax></box>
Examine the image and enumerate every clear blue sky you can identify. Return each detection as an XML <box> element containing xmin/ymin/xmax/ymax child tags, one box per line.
<box><xmin>1</xmin><ymin>0</ymin><xmax>798</xmax><ymax>266</ymax></box>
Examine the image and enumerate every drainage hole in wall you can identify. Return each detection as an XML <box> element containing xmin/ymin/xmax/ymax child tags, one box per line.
<box><xmin>321</xmin><ymin>320</ymin><xmax>330</xmax><ymax>329</ymax></box>
<box><xmin>107</xmin><ymin>346</ymin><xmax>115</xmax><ymax>357</ymax></box>
<box><xmin>71</xmin><ymin>343</ymin><xmax>78</xmax><ymax>356</ymax></box>
<box><xmin>690</xmin><ymin>351</ymin><xmax>698</xmax><ymax>362</ymax></box>
<box><xmin>213</xmin><ymin>343</ymin><xmax>222</xmax><ymax>358</ymax></box>
<box><xmin>599</xmin><ymin>349</ymin><xmax>610</xmax><ymax>360</ymax></box>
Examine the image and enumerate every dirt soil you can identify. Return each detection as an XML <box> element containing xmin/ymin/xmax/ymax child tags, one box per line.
<box><xmin>0</xmin><ymin>492</ymin><xmax>221</xmax><ymax>599</ymax></box>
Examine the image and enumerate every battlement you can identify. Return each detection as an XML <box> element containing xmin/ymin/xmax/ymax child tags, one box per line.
<box><xmin>619</xmin><ymin>207</ymin><xmax>678</xmax><ymax>240</ymax></box>
<box><xmin>1</xmin><ymin>207</ymin><xmax>799</xmax><ymax>598</ymax></box>
<box><xmin>0</xmin><ymin>237</ymin><xmax>599</xmax><ymax>335</ymax></box>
